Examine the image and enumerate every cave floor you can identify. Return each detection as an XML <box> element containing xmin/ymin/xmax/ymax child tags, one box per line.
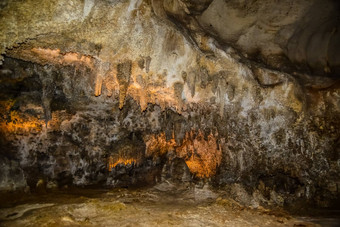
<box><xmin>0</xmin><ymin>185</ymin><xmax>338</xmax><ymax>227</ymax></box>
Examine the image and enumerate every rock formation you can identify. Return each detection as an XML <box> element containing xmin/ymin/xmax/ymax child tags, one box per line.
<box><xmin>0</xmin><ymin>0</ymin><xmax>339</xmax><ymax>208</ymax></box>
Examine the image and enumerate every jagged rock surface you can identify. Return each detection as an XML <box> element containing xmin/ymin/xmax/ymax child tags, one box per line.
<box><xmin>0</xmin><ymin>0</ymin><xmax>339</xmax><ymax>208</ymax></box>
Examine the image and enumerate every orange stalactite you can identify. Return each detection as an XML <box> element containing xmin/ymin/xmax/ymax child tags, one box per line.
<box><xmin>95</xmin><ymin>75</ymin><xmax>103</xmax><ymax>97</ymax></box>
<box><xmin>145</xmin><ymin>132</ymin><xmax>176</xmax><ymax>157</ymax></box>
<box><xmin>145</xmin><ymin>130</ymin><xmax>222</xmax><ymax>178</ymax></box>
<box><xmin>30</xmin><ymin>48</ymin><xmax>94</xmax><ymax>68</ymax></box>
<box><xmin>178</xmin><ymin>131</ymin><xmax>222</xmax><ymax>178</ymax></box>
<box><xmin>31</xmin><ymin>47</ymin><xmax>61</xmax><ymax>58</ymax></box>
<box><xmin>10</xmin><ymin>48</ymin><xmax>184</xmax><ymax>111</ymax></box>
<box><xmin>108</xmin><ymin>157</ymin><xmax>137</xmax><ymax>171</ymax></box>
<box><xmin>0</xmin><ymin>100</ymin><xmax>43</xmax><ymax>134</ymax></box>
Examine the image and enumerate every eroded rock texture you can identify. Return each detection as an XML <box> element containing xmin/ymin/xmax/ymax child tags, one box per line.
<box><xmin>0</xmin><ymin>0</ymin><xmax>339</xmax><ymax>208</ymax></box>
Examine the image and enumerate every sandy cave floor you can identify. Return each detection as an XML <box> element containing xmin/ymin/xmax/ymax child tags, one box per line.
<box><xmin>0</xmin><ymin>185</ymin><xmax>339</xmax><ymax>227</ymax></box>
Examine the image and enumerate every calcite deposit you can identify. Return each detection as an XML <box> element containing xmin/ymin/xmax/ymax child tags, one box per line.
<box><xmin>0</xmin><ymin>0</ymin><xmax>339</xmax><ymax>210</ymax></box>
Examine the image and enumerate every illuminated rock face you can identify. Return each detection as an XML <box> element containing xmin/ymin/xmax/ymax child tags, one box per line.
<box><xmin>0</xmin><ymin>0</ymin><xmax>339</xmax><ymax>208</ymax></box>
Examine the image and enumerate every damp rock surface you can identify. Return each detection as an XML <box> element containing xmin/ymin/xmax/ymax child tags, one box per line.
<box><xmin>1</xmin><ymin>187</ymin><xmax>337</xmax><ymax>227</ymax></box>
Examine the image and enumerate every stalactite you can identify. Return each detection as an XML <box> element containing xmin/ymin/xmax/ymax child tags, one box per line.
<box><xmin>37</xmin><ymin>66</ymin><xmax>55</xmax><ymax>126</ymax></box>
<box><xmin>116</xmin><ymin>60</ymin><xmax>132</xmax><ymax>109</ymax></box>
<box><xmin>187</xmin><ymin>72</ymin><xmax>196</xmax><ymax>98</ymax></box>
<box><xmin>145</xmin><ymin>130</ymin><xmax>222</xmax><ymax>178</ymax></box>
<box><xmin>94</xmin><ymin>61</ymin><xmax>110</xmax><ymax>97</ymax></box>
<box><xmin>173</xmin><ymin>82</ymin><xmax>184</xmax><ymax>112</ymax></box>
<box><xmin>145</xmin><ymin>56</ymin><xmax>151</xmax><ymax>73</ymax></box>
<box><xmin>94</xmin><ymin>75</ymin><xmax>103</xmax><ymax>97</ymax></box>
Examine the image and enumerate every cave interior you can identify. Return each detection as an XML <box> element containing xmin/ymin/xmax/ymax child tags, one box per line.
<box><xmin>0</xmin><ymin>0</ymin><xmax>339</xmax><ymax>226</ymax></box>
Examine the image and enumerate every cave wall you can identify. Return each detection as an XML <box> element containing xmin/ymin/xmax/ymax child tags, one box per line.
<box><xmin>0</xmin><ymin>0</ymin><xmax>339</xmax><ymax>208</ymax></box>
